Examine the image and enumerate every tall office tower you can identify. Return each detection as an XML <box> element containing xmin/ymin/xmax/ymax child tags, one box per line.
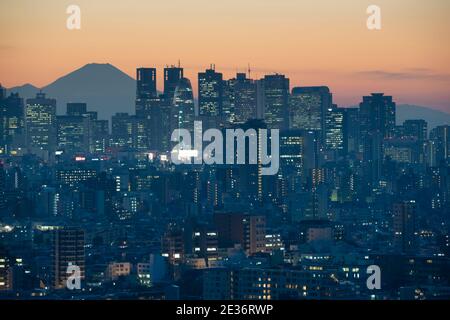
<box><xmin>90</xmin><ymin>119</ymin><xmax>109</xmax><ymax>153</ymax></box>
<box><xmin>232</xmin><ymin>73</ymin><xmax>257</xmax><ymax>123</ymax></box>
<box><xmin>0</xmin><ymin>91</ymin><xmax>25</xmax><ymax>154</ymax></box>
<box><xmin>136</xmin><ymin>68</ymin><xmax>157</xmax><ymax>117</ymax></box>
<box><xmin>147</xmin><ymin>96</ymin><xmax>173</xmax><ymax>151</ymax></box>
<box><xmin>213</xmin><ymin>212</ymin><xmax>266</xmax><ymax>255</ymax></box>
<box><xmin>111</xmin><ymin>113</ymin><xmax>133</xmax><ymax>149</ymax></box>
<box><xmin>402</xmin><ymin>120</ymin><xmax>428</xmax><ymax>164</ymax></box>
<box><xmin>359</xmin><ymin>93</ymin><xmax>396</xmax><ymax>139</ymax></box>
<box><xmin>222</xmin><ymin>79</ymin><xmax>236</xmax><ymax>124</ymax></box>
<box><xmin>66</xmin><ymin>103</ymin><xmax>87</xmax><ymax>116</ymax></box>
<box><xmin>25</xmin><ymin>92</ymin><xmax>57</xmax><ymax>153</ymax></box>
<box><xmin>342</xmin><ymin>107</ymin><xmax>360</xmax><ymax>154</ymax></box>
<box><xmin>111</xmin><ymin>113</ymin><xmax>148</xmax><ymax>150</ymax></box>
<box><xmin>56</xmin><ymin>113</ymin><xmax>90</xmax><ymax>154</ymax></box>
<box><xmin>164</xmin><ymin>65</ymin><xmax>184</xmax><ymax>101</ymax></box>
<box><xmin>262</xmin><ymin>74</ymin><xmax>290</xmax><ymax>130</ymax></box>
<box><xmin>198</xmin><ymin>66</ymin><xmax>224</xmax><ymax>118</ymax></box>
<box><xmin>279</xmin><ymin>130</ymin><xmax>304</xmax><ymax>175</ymax></box>
<box><xmin>359</xmin><ymin>93</ymin><xmax>396</xmax><ymax>186</ymax></box>
<box><xmin>324</xmin><ymin>105</ymin><xmax>344</xmax><ymax>151</ymax></box>
<box><xmin>403</xmin><ymin>120</ymin><xmax>428</xmax><ymax>142</ymax></box>
<box><xmin>224</xmin><ymin>119</ymin><xmax>271</xmax><ymax>203</ymax></box>
<box><xmin>172</xmin><ymin>77</ymin><xmax>195</xmax><ymax>132</ymax></box>
<box><xmin>52</xmin><ymin>227</ymin><xmax>85</xmax><ymax>289</ymax></box>
<box><xmin>393</xmin><ymin>200</ymin><xmax>417</xmax><ymax>254</ymax></box>
<box><xmin>289</xmin><ymin>86</ymin><xmax>332</xmax><ymax>135</ymax></box>
<box><xmin>430</xmin><ymin>125</ymin><xmax>449</xmax><ymax>165</ymax></box>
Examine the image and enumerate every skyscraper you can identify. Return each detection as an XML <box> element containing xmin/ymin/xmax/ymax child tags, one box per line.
<box><xmin>359</xmin><ymin>93</ymin><xmax>396</xmax><ymax>186</ymax></box>
<box><xmin>90</xmin><ymin>118</ymin><xmax>109</xmax><ymax>154</ymax></box>
<box><xmin>342</xmin><ymin>107</ymin><xmax>360</xmax><ymax>154</ymax></box>
<box><xmin>25</xmin><ymin>92</ymin><xmax>57</xmax><ymax>154</ymax></box>
<box><xmin>136</xmin><ymin>68</ymin><xmax>157</xmax><ymax>117</ymax></box>
<box><xmin>279</xmin><ymin>130</ymin><xmax>304</xmax><ymax>174</ymax></box>
<box><xmin>232</xmin><ymin>73</ymin><xmax>257</xmax><ymax>123</ymax></box>
<box><xmin>56</xmin><ymin>114</ymin><xmax>90</xmax><ymax>154</ymax></box>
<box><xmin>289</xmin><ymin>86</ymin><xmax>332</xmax><ymax>135</ymax></box>
<box><xmin>111</xmin><ymin>113</ymin><xmax>148</xmax><ymax>150</ymax></box>
<box><xmin>359</xmin><ymin>93</ymin><xmax>396</xmax><ymax>140</ymax></box>
<box><xmin>222</xmin><ymin>78</ymin><xmax>236</xmax><ymax>124</ymax></box>
<box><xmin>164</xmin><ymin>65</ymin><xmax>184</xmax><ymax>101</ymax></box>
<box><xmin>0</xmin><ymin>90</ymin><xmax>25</xmax><ymax>154</ymax></box>
<box><xmin>324</xmin><ymin>106</ymin><xmax>344</xmax><ymax>151</ymax></box>
<box><xmin>172</xmin><ymin>77</ymin><xmax>195</xmax><ymax>132</ymax></box>
<box><xmin>198</xmin><ymin>66</ymin><xmax>223</xmax><ymax>118</ymax></box>
<box><xmin>430</xmin><ymin>125</ymin><xmax>449</xmax><ymax>165</ymax></box>
<box><xmin>263</xmin><ymin>74</ymin><xmax>289</xmax><ymax>130</ymax></box>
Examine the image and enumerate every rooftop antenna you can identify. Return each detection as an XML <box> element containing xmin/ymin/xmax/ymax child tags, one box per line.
<box><xmin>178</xmin><ymin>59</ymin><xmax>181</xmax><ymax>68</ymax></box>
<box><xmin>248</xmin><ymin>63</ymin><xmax>251</xmax><ymax>79</ymax></box>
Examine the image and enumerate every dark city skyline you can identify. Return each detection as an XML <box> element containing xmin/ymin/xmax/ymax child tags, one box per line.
<box><xmin>1</xmin><ymin>0</ymin><xmax>450</xmax><ymax>307</ymax></box>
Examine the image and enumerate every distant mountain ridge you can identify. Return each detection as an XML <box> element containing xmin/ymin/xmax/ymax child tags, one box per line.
<box><xmin>6</xmin><ymin>63</ymin><xmax>450</xmax><ymax>128</ymax></box>
<box><xmin>7</xmin><ymin>63</ymin><xmax>136</xmax><ymax>120</ymax></box>
<box><xmin>396</xmin><ymin>104</ymin><xmax>450</xmax><ymax>130</ymax></box>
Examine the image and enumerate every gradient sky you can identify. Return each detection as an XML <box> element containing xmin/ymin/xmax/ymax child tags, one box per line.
<box><xmin>1</xmin><ymin>0</ymin><xmax>449</xmax><ymax>111</ymax></box>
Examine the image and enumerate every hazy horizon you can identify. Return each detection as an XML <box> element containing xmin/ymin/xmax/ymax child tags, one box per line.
<box><xmin>1</xmin><ymin>0</ymin><xmax>450</xmax><ymax>111</ymax></box>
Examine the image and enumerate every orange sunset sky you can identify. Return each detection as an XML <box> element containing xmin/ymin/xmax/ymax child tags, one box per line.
<box><xmin>1</xmin><ymin>0</ymin><xmax>449</xmax><ymax>111</ymax></box>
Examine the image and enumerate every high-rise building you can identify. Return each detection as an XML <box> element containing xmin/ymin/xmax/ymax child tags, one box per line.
<box><xmin>324</xmin><ymin>106</ymin><xmax>344</xmax><ymax>151</ymax></box>
<box><xmin>359</xmin><ymin>93</ymin><xmax>396</xmax><ymax>186</ymax></box>
<box><xmin>430</xmin><ymin>125</ymin><xmax>449</xmax><ymax>165</ymax></box>
<box><xmin>141</xmin><ymin>96</ymin><xmax>172</xmax><ymax>151</ymax></box>
<box><xmin>222</xmin><ymin>79</ymin><xmax>236</xmax><ymax>124</ymax></box>
<box><xmin>279</xmin><ymin>130</ymin><xmax>304</xmax><ymax>174</ymax></box>
<box><xmin>56</xmin><ymin>115</ymin><xmax>90</xmax><ymax>154</ymax></box>
<box><xmin>198</xmin><ymin>66</ymin><xmax>223</xmax><ymax>118</ymax></box>
<box><xmin>393</xmin><ymin>201</ymin><xmax>417</xmax><ymax>254</ymax></box>
<box><xmin>137</xmin><ymin>68</ymin><xmax>157</xmax><ymax>98</ymax></box>
<box><xmin>231</xmin><ymin>73</ymin><xmax>257</xmax><ymax>123</ymax></box>
<box><xmin>359</xmin><ymin>93</ymin><xmax>396</xmax><ymax>140</ymax></box>
<box><xmin>289</xmin><ymin>86</ymin><xmax>331</xmax><ymax>134</ymax></box>
<box><xmin>111</xmin><ymin>113</ymin><xmax>148</xmax><ymax>150</ymax></box>
<box><xmin>172</xmin><ymin>77</ymin><xmax>195</xmax><ymax>132</ymax></box>
<box><xmin>342</xmin><ymin>108</ymin><xmax>360</xmax><ymax>154</ymax></box>
<box><xmin>52</xmin><ymin>227</ymin><xmax>85</xmax><ymax>289</ymax></box>
<box><xmin>403</xmin><ymin>120</ymin><xmax>427</xmax><ymax>142</ymax></box>
<box><xmin>90</xmin><ymin>118</ymin><xmax>109</xmax><ymax>153</ymax></box>
<box><xmin>164</xmin><ymin>65</ymin><xmax>184</xmax><ymax>101</ymax></box>
<box><xmin>263</xmin><ymin>74</ymin><xmax>289</xmax><ymax>130</ymax></box>
<box><xmin>25</xmin><ymin>92</ymin><xmax>57</xmax><ymax>153</ymax></box>
<box><xmin>0</xmin><ymin>90</ymin><xmax>25</xmax><ymax>154</ymax></box>
<box><xmin>136</xmin><ymin>68</ymin><xmax>157</xmax><ymax>117</ymax></box>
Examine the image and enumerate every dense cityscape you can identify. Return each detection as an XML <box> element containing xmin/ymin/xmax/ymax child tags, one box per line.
<box><xmin>0</xmin><ymin>64</ymin><xmax>449</xmax><ymax>300</ymax></box>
